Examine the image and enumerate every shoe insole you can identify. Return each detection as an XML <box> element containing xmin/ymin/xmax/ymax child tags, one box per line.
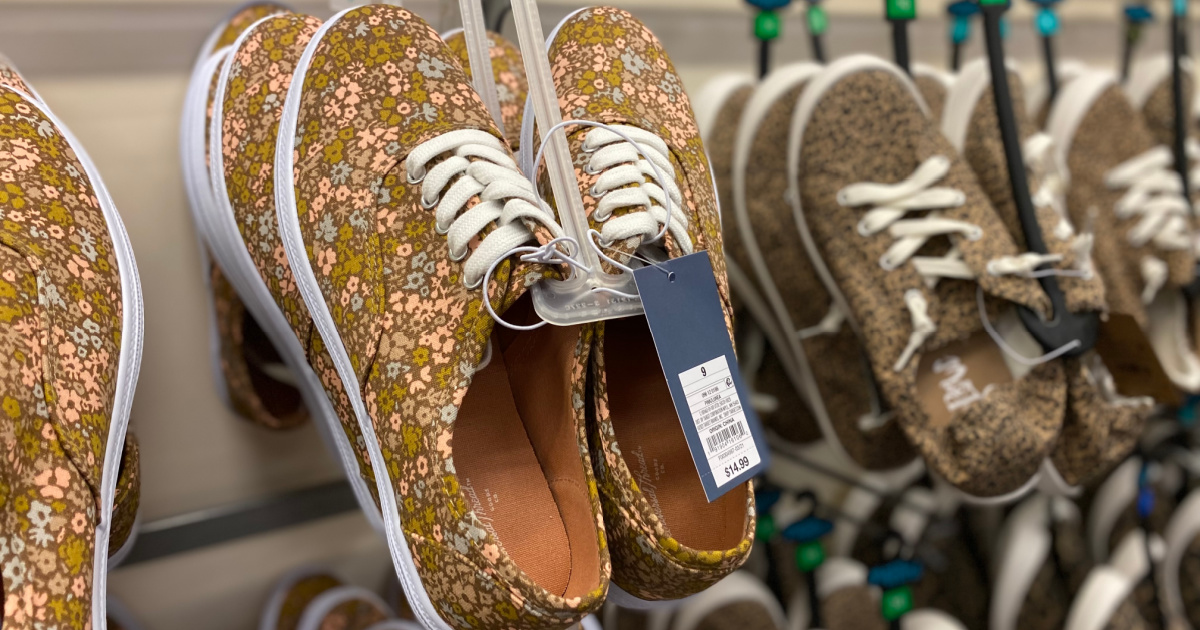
<box><xmin>605</xmin><ymin>316</ymin><xmax>746</xmax><ymax>552</ymax></box>
<box><xmin>241</xmin><ymin>311</ymin><xmax>305</xmax><ymax>421</ymax></box>
<box><xmin>915</xmin><ymin>330</ymin><xmax>1012</xmax><ymax>429</ymax></box>
<box><xmin>455</xmin><ymin>331</ymin><xmax>573</xmax><ymax>596</ymax></box>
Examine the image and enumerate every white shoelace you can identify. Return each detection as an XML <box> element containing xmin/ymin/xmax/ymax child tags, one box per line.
<box><xmin>1106</xmin><ymin>144</ymin><xmax>1193</xmax><ymax>303</ymax></box>
<box><xmin>1023</xmin><ymin>133</ymin><xmax>1096</xmax><ymax>281</ymax></box>
<box><xmin>407</xmin><ymin>129</ymin><xmax>563</xmax><ymax>289</ymax></box>
<box><xmin>839</xmin><ymin>155</ymin><xmax>1065</xmax><ymax>372</ymax></box>
<box><xmin>581</xmin><ymin>125</ymin><xmax>692</xmax><ymax>254</ymax></box>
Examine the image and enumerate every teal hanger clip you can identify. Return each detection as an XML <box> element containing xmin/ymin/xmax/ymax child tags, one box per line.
<box><xmin>947</xmin><ymin>1</ymin><xmax>978</xmax><ymax>70</ymax></box>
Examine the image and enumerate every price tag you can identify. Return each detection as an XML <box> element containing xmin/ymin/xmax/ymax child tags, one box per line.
<box><xmin>633</xmin><ymin>251</ymin><xmax>769</xmax><ymax>501</ymax></box>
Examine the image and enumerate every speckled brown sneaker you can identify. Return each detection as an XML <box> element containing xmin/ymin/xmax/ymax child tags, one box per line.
<box><xmin>1126</xmin><ymin>54</ymin><xmax>1197</xmax><ymax>149</ymax></box>
<box><xmin>942</xmin><ymin>58</ymin><xmax>1150</xmax><ymax>489</ymax></box>
<box><xmin>536</xmin><ymin>6</ymin><xmax>754</xmax><ymax>603</ymax></box>
<box><xmin>992</xmin><ymin>494</ymin><xmax>1092</xmax><ymax>630</ymax></box>
<box><xmin>913</xmin><ymin>63</ymin><xmax>954</xmax><ymax>122</ymax></box>
<box><xmin>180</xmin><ymin>1</ymin><xmax>312</xmax><ymax>431</ymax></box>
<box><xmin>788</xmin><ymin>54</ymin><xmax>1066</xmax><ymax>500</ymax></box>
<box><xmin>695</xmin><ymin>71</ymin><xmax>818</xmax><ymax>446</ymax></box>
<box><xmin>442</xmin><ymin>30</ymin><xmax>528</xmax><ymax>149</ymax></box>
<box><xmin>731</xmin><ymin>62</ymin><xmax>918</xmax><ymax>472</ymax></box>
<box><xmin>0</xmin><ymin>83</ymin><xmax>144</xmax><ymax>630</ymax></box>
<box><xmin>1026</xmin><ymin>59</ymin><xmax>1089</xmax><ymax>130</ymax></box>
<box><xmin>274</xmin><ymin>6</ymin><xmax>607</xmax><ymax>629</ymax></box>
<box><xmin>1049</xmin><ymin>68</ymin><xmax>1200</xmax><ymax>392</ymax></box>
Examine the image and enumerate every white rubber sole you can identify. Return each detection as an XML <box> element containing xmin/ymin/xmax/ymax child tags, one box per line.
<box><xmin>274</xmin><ymin>9</ymin><xmax>455</xmax><ymax>630</ymax></box>
<box><xmin>1087</xmin><ymin>457</ymin><xmax>1141</xmax><ymax>563</ymax></box>
<box><xmin>941</xmin><ymin>56</ymin><xmax>1020</xmax><ymax>152</ymax></box>
<box><xmin>202</xmin><ymin>15</ymin><xmax>384</xmax><ymax>535</ymax></box>
<box><xmin>990</xmin><ymin>494</ymin><xmax>1053</xmax><ymax>630</ymax></box>
<box><xmin>4</xmin><ymin>85</ymin><xmax>147</xmax><ymax>630</ymax></box>
<box><xmin>605</xmin><ymin>582</ymin><xmax>700</xmax><ymax>611</ymax></box>
<box><xmin>1047</xmin><ymin>68</ymin><xmax>1116</xmax><ymax>167</ymax></box>
<box><xmin>669</xmin><ymin>571</ymin><xmax>786</xmax><ymax>630</ymax></box>
<box><xmin>1162</xmin><ymin>488</ymin><xmax>1200</xmax><ymax>628</ymax></box>
<box><xmin>1063</xmin><ymin>567</ymin><xmax>1135</xmax><ymax>630</ymax></box>
<box><xmin>733</xmin><ymin>60</ymin><xmax>913</xmax><ymax>474</ymax></box>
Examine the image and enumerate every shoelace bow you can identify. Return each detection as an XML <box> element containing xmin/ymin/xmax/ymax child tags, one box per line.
<box><xmin>581</xmin><ymin>125</ymin><xmax>692</xmax><ymax>255</ymax></box>
<box><xmin>838</xmin><ymin>155</ymin><xmax>1063</xmax><ymax>372</ymax></box>
<box><xmin>407</xmin><ymin>129</ymin><xmax>566</xmax><ymax>290</ymax></box>
<box><xmin>1106</xmin><ymin>142</ymin><xmax>1195</xmax><ymax>303</ymax></box>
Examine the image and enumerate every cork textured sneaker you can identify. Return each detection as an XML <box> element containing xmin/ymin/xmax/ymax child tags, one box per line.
<box><xmin>180</xmin><ymin>1</ymin><xmax>311</xmax><ymax>430</ymax></box>
<box><xmin>1049</xmin><ymin>68</ymin><xmax>1200</xmax><ymax>393</ymax></box>
<box><xmin>788</xmin><ymin>55</ymin><xmax>1068</xmax><ymax>500</ymax></box>
<box><xmin>535</xmin><ymin>6</ymin><xmax>754</xmax><ymax>603</ymax></box>
<box><xmin>442</xmin><ymin>30</ymin><xmax>528</xmax><ymax>149</ymax></box>
<box><xmin>1026</xmin><ymin>59</ymin><xmax>1089</xmax><ymax>130</ymax></box>
<box><xmin>0</xmin><ymin>84</ymin><xmax>144</xmax><ymax>629</ymax></box>
<box><xmin>733</xmin><ymin>62</ymin><xmax>919</xmax><ymax>472</ymax></box>
<box><xmin>274</xmin><ymin>6</ymin><xmax>607</xmax><ymax>629</ymax></box>
<box><xmin>942</xmin><ymin>58</ymin><xmax>1150</xmax><ymax>489</ymax></box>
<box><xmin>1126</xmin><ymin>54</ymin><xmax>1200</xmax><ymax>397</ymax></box>
<box><xmin>912</xmin><ymin>63</ymin><xmax>955</xmax><ymax>122</ymax></box>
<box><xmin>695</xmin><ymin>71</ymin><xmax>819</xmax><ymax>447</ymax></box>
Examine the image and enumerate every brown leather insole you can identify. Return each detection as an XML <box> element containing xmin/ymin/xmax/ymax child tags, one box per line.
<box><xmin>455</xmin><ymin>298</ymin><xmax>599</xmax><ymax>598</ymax></box>
<box><xmin>604</xmin><ymin>316</ymin><xmax>746</xmax><ymax>552</ymax></box>
<box><xmin>915</xmin><ymin>330</ymin><xmax>1013</xmax><ymax>429</ymax></box>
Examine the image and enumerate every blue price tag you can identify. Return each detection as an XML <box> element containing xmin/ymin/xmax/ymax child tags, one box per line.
<box><xmin>632</xmin><ymin>251</ymin><xmax>769</xmax><ymax>501</ymax></box>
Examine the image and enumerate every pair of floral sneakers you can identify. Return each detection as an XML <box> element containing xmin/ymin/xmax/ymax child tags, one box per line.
<box><xmin>0</xmin><ymin>57</ymin><xmax>144</xmax><ymax>628</ymax></box>
<box><xmin>183</xmin><ymin>3</ymin><xmax>754</xmax><ymax>630</ymax></box>
<box><xmin>700</xmin><ymin>52</ymin><xmax>1194</xmax><ymax>503</ymax></box>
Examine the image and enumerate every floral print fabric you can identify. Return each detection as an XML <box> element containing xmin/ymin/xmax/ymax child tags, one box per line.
<box><xmin>443</xmin><ymin>31</ymin><xmax>528</xmax><ymax>148</ymax></box>
<box><xmin>0</xmin><ymin>87</ymin><xmax>125</xmax><ymax>629</ymax></box>
<box><xmin>284</xmin><ymin>6</ymin><xmax>606</xmax><ymax>628</ymax></box>
<box><xmin>544</xmin><ymin>6</ymin><xmax>752</xmax><ymax>599</ymax></box>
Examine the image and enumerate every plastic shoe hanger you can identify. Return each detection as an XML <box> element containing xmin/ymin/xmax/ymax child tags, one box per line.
<box><xmin>1028</xmin><ymin>0</ymin><xmax>1062</xmax><ymax>105</ymax></box>
<box><xmin>946</xmin><ymin>1</ymin><xmax>978</xmax><ymax>72</ymax></box>
<box><xmin>803</xmin><ymin>1</ymin><xmax>828</xmax><ymax>64</ymax></box>
<box><xmin>885</xmin><ymin>0</ymin><xmax>915</xmax><ymax>75</ymax></box>
<box><xmin>1121</xmin><ymin>1</ymin><xmax>1154</xmax><ymax>82</ymax></box>
<box><xmin>978</xmin><ymin>0</ymin><xmax>1099</xmax><ymax>357</ymax></box>
<box><xmin>745</xmin><ymin>0</ymin><xmax>792</xmax><ymax>77</ymax></box>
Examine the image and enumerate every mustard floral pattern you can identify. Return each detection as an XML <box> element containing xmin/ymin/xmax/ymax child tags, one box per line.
<box><xmin>443</xmin><ymin>32</ymin><xmax>528</xmax><ymax>148</ymax></box>
<box><xmin>0</xmin><ymin>55</ymin><xmax>37</xmax><ymax>102</ymax></box>
<box><xmin>285</xmin><ymin>7</ymin><xmax>606</xmax><ymax>628</ymax></box>
<box><xmin>544</xmin><ymin>7</ymin><xmax>752</xmax><ymax>599</ymax></box>
<box><xmin>0</xmin><ymin>87</ymin><xmax>125</xmax><ymax>628</ymax></box>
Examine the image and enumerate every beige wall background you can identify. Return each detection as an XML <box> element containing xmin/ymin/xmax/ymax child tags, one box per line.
<box><xmin>0</xmin><ymin>0</ymin><xmax>1178</xmax><ymax>628</ymax></box>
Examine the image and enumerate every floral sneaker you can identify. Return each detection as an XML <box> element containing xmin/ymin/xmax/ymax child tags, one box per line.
<box><xmin>788</xmin><ymin>55</ymin><xmax>1069</xmax><ymax>500</ymax></box>
<box><xmin>442</xmin><ymin>30</ymin><xmax>528</xmax><ymax>149</ymax></box>
<box><xmin>0</xmin><ymin>52</ymin><xmax>145</xmax><ymax>569</ymax></box>
<box><xmin>0</xmin><ymin>83</ymin><xmax>144</xmax><ymax>628</ymax></box>
<box><xmin>941</xmin><ymin>58</ymin><xmax>1151</xmax><ymax>489</ymax></box>
<box><xmin>535</xmin><ymin>6</ymin><xmax>754</xmax><ymax>603</ymax></box>
<box><xmin>732</xmin><ymin>61</ymin><xmax>919</xmax><ymax>472</ymax></box>
<box><xmin>695</xmin><ymin>71</ymin><xmax>819</xmax><ymax>446</ymax></box>
<box><xmin>1048</xmin><ymin>68</ymin><xmax>1200</xmax><ymax>392</ymax></box>
<box><xmin>180</xmin><ymin>1</ymin><xmax>310</xmax><ymax>430</ymax></box>
<box><xmin>274</xmin><ymin>6</ymin><xmax>607</xmax><ymax>629</ymax></box>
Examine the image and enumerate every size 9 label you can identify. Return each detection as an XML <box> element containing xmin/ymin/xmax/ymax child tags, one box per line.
<box><xmin>679</xmin><ymin>356</ymin><xmax>762</xmax><ymax>488</ymax></box>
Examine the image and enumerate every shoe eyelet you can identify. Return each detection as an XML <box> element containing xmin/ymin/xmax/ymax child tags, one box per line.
<box><xmin>856</xmin><ymin>220</ymin><xmax>872</xmax><ymax>237</ymax></box>
<box><xmin>589</xmin><ymin>185</ymin><xmax>604</xmax><ymax>198</ymax></box>
<box><xmin>449</xmin><ymin>247</ymin><xmax>468</xmax><ymax>262</ymax></box>
<box><xmin>584</xmin><ymin>163</ymin><xmax>599</xmax><ymax>175</ymax></box>
<box><xmin>879</xmin><ymin>255</ymin><xmax>898</xmax><ymax>271</ymax></box>
<box><xmin>968</xmin><ymin>227</ymin><xmax>984</xmax><ymax>241</ymax></box>
<box><xmin>986</xmin><ymin>261</ymin><xmax>999</xmax><ymax>276</ymax></box>
<box><xmin>407</xmin><ymin>168</ymin><xmax>426</xmax><ymax>185</ymax></box>
<box><xmin>435</xmin><ymin>221</ymin><xmax>450</xmax><ymax>235</ymax></box>
<box><xmin>421</xmin><ymin>194</ymin><xmax>439</xmax><ymax>210</ymax></box>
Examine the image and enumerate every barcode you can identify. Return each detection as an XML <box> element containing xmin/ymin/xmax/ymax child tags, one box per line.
<box><xmin>706</xmin><ymin>422</ymin><xmax>747</xmax><ymax>452</ymax></box>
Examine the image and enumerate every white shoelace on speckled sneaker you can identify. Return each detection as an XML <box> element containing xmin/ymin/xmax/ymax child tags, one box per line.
<box><xmin>840</xmin><ymin>155</ymin><xmax>1063</xmax><ymax>371</ymax></box>
<box><xmin>408</xmin><ymin>129</ymin><xmax>564</xmax><ymax>288</ymax></box>
<box><xmin>1105</xmin><ymin>145</ymin><xmax>1193</xmax><ymax>303</ymax></box>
